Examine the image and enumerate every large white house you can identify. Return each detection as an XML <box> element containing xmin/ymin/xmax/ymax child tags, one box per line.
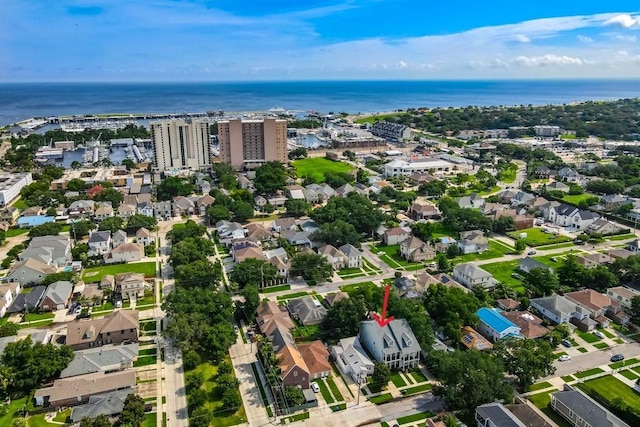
<box><xmin>384</xmin><ymin>158</ymin><xmax>454</xmax><ymax>177</ymax></box>
<box><xmin>546</xmin><ymin>203</ymin><xmax>600</xmax><ymax>230</ymax></box>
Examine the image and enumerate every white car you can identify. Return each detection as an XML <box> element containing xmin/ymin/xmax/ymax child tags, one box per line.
<box><xmin>593</xmin><ymin>331</ymin><xmax>605</xmax><ymax>339</ymax></box>
<box><xmin>311</xmin><ymin>382</ymin><xmax>320</xmax><ymax>393</ymax></box>
<box><xmin>558</xmin><ymin>355</ymin><xmax>571</xmax><ymax>362</ymax></box>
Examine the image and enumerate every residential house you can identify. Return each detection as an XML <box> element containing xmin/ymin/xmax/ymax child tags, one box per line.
<box><xmin>382</xmin><ymin>227</ymin><xmax>411</xmax><ymax>245</ymax></box>
<box><xmin>287</xmin><ymin>297</ymin><xmax>327</xmax><ymax>326</ymax></box>
<box><xmin>68</xmin><ymin>200</ymin><xmax>95</xmax><ymax>216</ymax></box>
<box><xmin>100</xmin><ymin>275</ymin><xmax>115</xmax><ymax>291</ymax></box>
<box><xmin>111</xmin><ymin>230</ymin><xmax>128</xmax><ymax>248</ymax></box>
<box><xmin>298</xmin><ymin>341</ymin><xmax>331</xmax><ymax>380</ymax></box>
<box><xmin>137</xmin><ymin>202</ymin><xmax>154</xmax><ymax>218</ymax></box>
<box><xmin>105</xmin><ymin>242</ymin><xmax>143</xmax><ymax>264</ymax></box>
<box><xmin>556</xmin><ymin>167</ymin><xmax>584</xmax><ymax>184</ymax></box>
<box><xmin>318</xmin><ymin>245</ymin><xmax>346</xmax><ymax>270</ymax></box>
<box><xmin>331</xmin><ymin>336</ymin><xmax>375</xmax><ymax>382</ymax></box>
<box><xmin>255</xmin><ymin>301</ymin><xmax>295</xmax><ymax>336</ymax></box>
<box><xmin>400</xmin><ymin>236</ymin><xmax>435</xmax><ymax>262</ymax></box>
<box><xmin>1</xmin><ymin>207</ymin><xmax>20</xmax><ymax>225</ymax></box>
<box><xmin>117</xmin><ymin>204</ymin><xmax>136</xmax><ymax>219</ymax></box>
<box><xmin>267</xmin><ymin>196</ymin><xmax>288</xmax><ymax>208</ymax></box>
<box><xmin>457</xmin><ymin>230</ymin><xmax>489</xmax><ymax>254</ymax></box>
<box><xmin>547</xmin><ymin>203</ymin><xmax>600</xmax><ymax>230</ymax></box>
<box><xmin>20</xmin><ymin>235</ymin><xmax>71</xmax><ymax>268</ymax></box>
<box><xmin>606</xmin><ymin>286</ymin><xmax>640</xmax><ymax>309</ymax></box>
<box><xmin>335</xmin><ymin>183</ymin><xmax>356</xmax><ymax>198</ymax></box>
<box><xmin>550</xmin><ymin>386</ymin><xmax>630</xmax><ymax>427</ymax></box>
<box><xmin>434</xmin><ymin>236</ymin><xmax>457</xmax><ymax>253</ymax></box>
<box><xmin>5</xmin><ymin>258</ymin><xmax>56</xmax><ymax>284</ymax></box>
<box><xmin>115</xmin><ymin>273</ymin><xmax>148</xmax><ymax>301</ymax></box>
<box><xmin>359</xmin><ymin>319</ymin><xmax>420</xmax><ymax>370</ymax></box>
<box><xmin>277</xmin><ymin>344</ymin><xmax>310</xmax><ymax>389</ymax></box>
<box><xmin>40</xmin><ymin>281</ymin><xmax>74</xmax><ymax>311</ymax></box>
<box><xmin>496</xmin><ymin>189</ymin><xmax>518</xmax><ymax>204</ymax></box>
<box><xmin>65</xmin><ymin>310</ymin><xmax>139</xmax><ymax>350</ymax></box>
<box><xmin>476</xmin><ymin>307</ymin><xmax>521</xmax><ymax>342</ymax></box>
<box><xmin>88</xmin><ymin>231</ymin><xmax>112</xmax><ymax>256</ymax></box>
<box><xmin>254</xmin><ymin>195</ymin><xmax>268</xmax><ymax>210</ymax></box>
<box><xmin>305</xmin><ymin>183</ymin><xmax>336</xmax><ymax>203</ymax></box>
<box><xmin>502</xmin><ymin>311</ymin><xmax>550</xmax><ymax>339</ymax></box>
<box><xmin>0</xmin><ymin>283</ymin><xmax>21</xmax><ymax>318</ymax></box>
<box><xmin>460</xmin><ymin>326</ymin><xmax>493</xmax><ymax>350</ymax></box>
<box><xmin>196</xmin><ymin>194</ymin><xmax>215</xmax><ymax>215</ymax></box>
<box><xmin>453</xmin><ymin>263</ymin><xmax>495</xmax><ymax>290</ymax></box>
<box><xmin>70</xmin><ymin>390</ymin><xmax>130</xmax><ymax>423</ymax></box>
<box><xmin>22</xmin><ymin>206</ymin><xmax>43</xmax><ymax>216</ymax></box>
<box><xmin>511</xmin><ymin>191</ymin><xmax>536</xmax><ymax>207</ymax></box>
<box><xmin>547</xmin><ymin>181</ymin><xmax>570</xmax><ymax>192</ymax></box>
<box><xmin>281</xmin><ymin>229</ymin><xmax>313</xmax><ymax>248</ymax></box>
<box><xmin>216</xmin><ymin>220</ymin><xmax>246</xmax><ymax>241</ymax></box>
<box><xmin>172</xmin><ymin>196</ymin><xmax>195</xmax><ymax>216</ymax></box>
<box><xmin>245</xmin><ymin>223</ymin><xmax>273</xmax><ymax>243</ymax></box>
<box><xmin>94</xmin><ymin>203</ymin><xmax>114</xmax><ymax>221</ymax></box>
<box><xmin>272</xmin><ymin>217</ymin><xmax>297</xmax><ymax>233</ymax></box>
<box><xmin>6</xmin><ymin>285</ymin><xmax>46</xmax><ymax>314</ymax></box>
<box><xmin>496</xmin><ymin>298</ymin><xmax>520</xmax><ymax>311</ymax></box>
<box><xmin>587</xmin><ymin>219</ymin><xmax>622</xmax><ymax>236</ymax></box>
<box><xmin>339</xmin><ymin>244</ymin><xmax>362</xmax><ymax>268</ymax></box>
<box><xmin>153</xmin><ymin>201</ymin><xmax>171</xmax><ymax>220</ymax></box>
<box><xmin>626</xmin><ymin>239</ymin><xmax>640</xmax><ymax>254</ymax></box>
<box><xmin>530</xmin><ymin>295</ymin><xmax>591</xmax><ymax>326</ymax></box>
<box><xmin>458</xmin><ymin>193</ymin><xmax>485</xmax><ymax>210</ymax></box>
<box><xmin>476</xmin><ymin>400</ymin><xmax>555</xmax><ymax>427</ymax></box>
<box><xmin>394</xmin><ymin>276</ymin><xmax>420</xmax><ymax>299</ymax></box>
<box><xmin>135</xmin><ymin>227</ymin><xmax>152</xmax><ymax>246</ymax></box>
<box><xmin>518</xmin><ymin>256</ymin><xmax>554</xmax><ymax>274</ymax></box>
<box><xmin>60</xmin><ymin>343</ymin><xmax>139</xmax><ymax>379</ymax></box>
<box><xmin>34</xmin><ymin>370</ymin><xmax>136</xmax><ymax>409</ymax></box>
<box><xmin>323</xmin><ymin>291</ymin><xmax>349</xmax><ymax>308</ymax></box>
<box><xmin>575</xmin><ymin>253</ymin><xmax>614</xmax><ymax>269</ymax></box>
<box><xmin>565</xmin><ymin>289</ymin><xmax>626</xmax><ymax>328</ymax></box>
<box><xmin>601</xmin><ymin>194</ymin><xmax>629</xmax><ymax>211</ymax></box>
<box><xmin>86</xmin><ymin>184</ymin><xmax>105</xmax><ymax>198</ymax></box>
<box><xmin>302</xmin><ymin>188</ymin><xmax>319</xmax><ymax>204</ymax></box>
<box><xmin>287</xmin><ymin>185</ymin><xmax>306</xmax><ymax>200</ymax></box>
<box><xmin>534</xmin><ymin>166</ymin><xmax>554</xmax><ymax>179</ymax></box>
<box><xmin>411</xmin><ymin>202</ymin><xmax>440</xmax><ymax>220</ymax></box>
<box><xmin>237</xmin><ymin>175</ymin><xmax>253</xmax><ymax>190</ymax></box>
<box><xmin>605</xmin><ymin>248</ymin><xmax>635</xmax><ymax>260</ymax></box>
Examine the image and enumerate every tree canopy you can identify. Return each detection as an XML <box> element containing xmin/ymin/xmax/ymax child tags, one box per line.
<box><xmin>254</xmin><ymin>161</ymin><xmax>288</xmax><ymax>195</ymax></box>
<box><xmin>311</xmin><ymin>193</ymin><xmax>386</xmax><ymax>236</ymax></box>
<box><xmin>311</xmin><ymin>220</ymin><xmax>362</xmax><ymax>248</ymax></box>
<box><xmin>290</xmin><ymin>252</ymin><xmax>333</xmax><ymax>283</ymax></box>
<box><xmin>492</xmin><ymin>338</ymin><xmax>556</xmax><ymax>391</ymax></box>
<box><xmin>229</xmin><ymin>258</ymin><xmax>278</xmax><ymax>289</ymax></box>
<box><xmin>156</xmin><ymin>176</ymin><xmax>196</xmax><ymax>200</ymax></box>
<box><xmin>424</xmin><ymin>284</ymin><xmax>481</xmax><ymax>343</ymax></box>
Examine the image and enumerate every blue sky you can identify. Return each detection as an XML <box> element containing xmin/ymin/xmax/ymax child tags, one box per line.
<box><xmin>1</xmin><ymin>1</ymin><xmax>640</xmax><ymax>81</ymax></box>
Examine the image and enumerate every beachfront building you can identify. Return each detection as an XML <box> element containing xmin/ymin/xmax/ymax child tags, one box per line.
<box><xmin>0</xmin><ymin>172</ymin><xmax>33</xmax><ymax>208</ymax></box>
<box><xmin>217</xmin><ymin>118</ymin><xmax>287</xmax><ymax>170</ymax></box>
<box><xmin>150</xmin><ymin>119</ymin><xmax>211</xmax><ymax>171</ymax></box>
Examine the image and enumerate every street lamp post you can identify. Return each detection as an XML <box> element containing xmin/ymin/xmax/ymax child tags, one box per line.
<box><xmin>356</xmin><ymin>368</ymin><xmax>367</xmax><ymax>405</ymax></box>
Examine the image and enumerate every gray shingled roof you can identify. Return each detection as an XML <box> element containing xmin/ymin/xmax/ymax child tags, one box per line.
<box><xmin>476</xmin><ymin>403</ymin><xmax>526</xmax><ymax>427</ymax></box>
<box><xmin>42</xmin><ymin>281</ymin><xmax>73</xmax><ymax>306</ymax></box>
<box><xmin>70</xmin><ymin>390</ymin><xmax>130</xmax><ymax>422</ymax></box>
<box><xmin>60</xmin><ymin>343</ymin><xmax>139</xmax><ymax>378</ymax></box>
<box><xmin>551</xmin><ymin>387</ymin><xmax>630</xmax><ymax>427</ymax></box>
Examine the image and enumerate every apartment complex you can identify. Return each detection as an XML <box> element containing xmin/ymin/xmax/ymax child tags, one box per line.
<box><xmin>151</xmin><ymin>119</ymin><xmax>211</xmax><ymax>171</ymax></box>
<box><xmin>217</xmin><ymin>118</ymin><xmax>287</xmax><ymax>170</ymax></box>
<box><xmin>0</xmin><ymin>172</ymin><xmax>33</xmax><ymax>207</ymax></box>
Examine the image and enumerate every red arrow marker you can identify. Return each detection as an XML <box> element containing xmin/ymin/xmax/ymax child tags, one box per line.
<box><xmin>372</xmin><ymin>284</ymin><xmax>395</xmax><ymax>328</ymax></box>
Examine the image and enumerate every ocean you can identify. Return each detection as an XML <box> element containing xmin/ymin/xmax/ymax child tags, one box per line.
<box><xmin>2</xmin><ymin>79</ymin><xmax>640</xmax><ymax>127</ymax></box>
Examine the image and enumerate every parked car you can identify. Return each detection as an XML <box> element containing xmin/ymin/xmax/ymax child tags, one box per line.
<box><xmin>561</xmin><ymin>339</ymin><xmax>572</xmax><ymax>348</ymax></box>
<box><xmin>558</xmin><ymin>355</ymin><xmax>571</xmax><ymax>362</ymax></box>
<box><xmin>610</xmin><ymin>354</ymin><xmax>625</xmax><ymax>362</ymax></box>
<box><xmin>593</xmin><ymin>331</ymin><xmax>605</xmax><ymax>339</ymax></box>
<box><xmin>550</xmin><ymin>257</ymin><xmax>558</xmax><ymax>262</ymax></box>
<box><xmin>311</xmin><ymin>382</ymin><xmax>320</xmax><ymax>393</ymax></box>
<box><xmin>527</xmin><ymin>250</ymin><xmax>537</xmax><ymax>255</ymax></box>
<box><xmin>76</xmin><ymin>313</ymin><xmax>90</xmax><ymax>320</ymax></box>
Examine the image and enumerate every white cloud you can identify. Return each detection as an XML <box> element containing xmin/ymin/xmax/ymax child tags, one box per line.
<box><xmin>514</xmin><ymin>54</ymin><xmax>583</xmax><ymax>66</ymax></box>
<box><xmin>396</xmin><ymin>60</ymin><xmax>408</xmax><ymax>68</ymax></box>
<box><xmin>604</xmin><ymin>14</ymin><xmax>640</xmax><ymax>29</ymax></box>
<box><xmin>515</xmin><ymin>34</ymin><xmax>530</xmax><ymax>43</ymax></box>
<box><xmin>615</xmin><ymin>34</ymin><xmax>637</xmax><ymax>42</ymax></box>
<box><xmin>577</xmin><ymin>35</ymin><xmax>594</xmax><ymax>43</ymax></box>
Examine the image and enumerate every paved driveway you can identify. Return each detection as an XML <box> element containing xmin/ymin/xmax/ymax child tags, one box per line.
<box><xmin>552</xmin><ymin>341</ymin><xmax>640</xmax><ymax>378</ymax></box>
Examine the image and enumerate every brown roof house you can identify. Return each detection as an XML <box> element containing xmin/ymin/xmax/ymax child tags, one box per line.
<box><xmin>565</xmin><ymin>289</ymin><xmax>627</xmax><ymax>328</ymax></box>
<box><xmin>409</xmin><ymin>202</ymin><xmax>440</xmax><ymax>220</ymax></box>
<box><xmin>382</xmin><ymin>227</ymin><xmax>411</xmax><ymax>245</ymax></box>
<box><xmin>34</xmin><ymin>370</ymin><xmax>135</xmax><ymax>409</ymax></box>
<box><xmin>298</xmin><ymin>341</ymin><xmax>331</xmax><ymax>380</ymax></box>
<box><xmin>323</xmin><ymin>291</ymin><xmax>349</xmax><ymax>308</ymax></box>
<box><xmin>277</xmin><ymin>344</ymin><xmax>310</xmax><ymax>389</ymax></box>
<box><xmin>4</xmin><ymin>258</ymin><xmax>56</xmax><ymax>284</ymax></box>
<box><xmin>66</xmin><ymin>310</ymin><xmax>139</xmax><ymax>350</ymax></box>
<box><xmin>502</xmin><ymin>311</ymin><xmax>549</xmax><ymax>339</ymax></box>
<box><xmin>400</xmin><ymin>236</ymin><xmax>435</xmax><ymax>262</ymax></box>
<box><xmin>115</xmin><ymin>273</ymin><xmax>148</xmax><ymax>301</ymax></box>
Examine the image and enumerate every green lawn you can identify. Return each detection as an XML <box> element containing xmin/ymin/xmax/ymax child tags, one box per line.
<box><xmin>316</xmin><ymin>379</ymin><xmax>334</xmax><ymax>404</ymax></box>
<box><xmin>575</xmin><ymin>367</ymin><xmax>604</xmax><ymax>379</ymax></box>
<box><xmin>481</xmin><ymin>260</ymin><xmax>523</xmax><ymax>292</ymax></box>
<box><xmin>397</xmin><ymin>412</ymin><xmax>431</xmax><ymax>425</ymax></box>
<box><xmin>609</xmin><ymin>357</ymin><xmax>639</xmax><ymax>370</ymax></box>
<box><xmin>338</xmin><ymin>267</ymin><xmax>366</xmax><ymax>278</ymax></box>
<box><xmin>339</xmin><ymin>281</ymin><xmax>378</xmax><ymax>295</ymax></box>
<box><xmin>533</xmin><ymin>250</ymin><xmax>579</xmax><ymax>268</ymax></box>
<box><xmin>369</xmin><ymin>393</ymin><xmax>393</xmax><ymax>405</ymax></box>
<box><xmin>453</xmin><ymin>240</ymin><xmax>513</xmax><ymax>263</ymax></box>
<box><xmin>410</xmin><ymin>369</ymin><xmax>428</xmax><ymax>383</ymax></box>
<box><xmin>601</xmin><ymin>329</ymin><xmax>616</xmax><ymax>339</ymax></box>
<box><xmin>291</xmin><ymin>157</ymin><xmax>354</xmax><ymax>183</ymax></box>
<box><xmin>186</xmin><ymin>357</ymin><xmax>247</xmax><ymax>427</ymax></box>
<box><xmin>275</xmin><ymin>291</ymin><xmax>310</xmax><ymax>301</ymax></box>
<box><xmin>141</xmin><ymin>413</ymin><xmax>157</xmax><ymax>427</ymax></box>
<box><xmin>261</xmin><ymin>284</ymin><xmax>291</xmax><ymax>293</ymax></box>
<box><xmin>23</xmin><ymin>312</ymin><xmax>54</xmax><ymax>322</ymax></box>
<box><xmin>371</xmin><ymin>244</ymin><xmax>424</xmax><ymax>270</ymax></box>
<box><xmin>527</xmin><ymin>392</ymin><xmax>573</xmax><ymax>427</ymax></box>
<box><xmin>133</xmin><ymin>355</ymin><xmax>157</xmax><ymax>367</ymax></box>
<box><xmin>576</xmin><ymin>347</ymin><xmax>588</xmax><ymax>353</ymax></box>
<box><xmin>403</xmin><ymin>383</ymin><xmax>433</xmax><ymax>396</ymax></box>
<box><xmin>4</xmin><ymin>228</ymin><xmax>29</xmax><ymax>237</ymax></box>
<box><xmin>605</xmin><ymin>234</ymin><xmax>636</xmax><ymax>241</ymax></box>
<box><xmin>577</xmin><ymin>331</ymin><xmax>601</xmax><ymax>343</ymax></box>
<box><xmin>498</xmin><ymin>168</ymin><xmax>517</xmax><ymax>184</ymax></box>
<box><xmin>390</xmin><ymin>373</ymin><xmax>407</xmax><ymax>388</ymax></box>
<box><xmin>535</xmin><ymin>242</ymin><xmax>577</xmax><ymax>250</ymax></box>
<box><xmin>578</xmin><ymin>375</ymin><xmax>640</xmax><ymax>409</ymax></box>
<box><xmin>593</xmin><ymin>342</ymin><xmax>609</xmax><ymax>350</ymax></box>
<box><xmin>326</xmin><ymin>376</ymin><xmax>344</xmax><ymax>402</ymax></box>
<box><xmin>82</xmin><ymin>262</ymin><xmax>156</xmax><ymax>282</ymax></box>
<box><xmin>508</xmin><ymin>228</ymin><xmax>572</xmax><ymax>247</ymax></box>
<box><xmin>11</xmin><ymin>199</ymin><xmax>27</xmax><ymax>209</ymax></box>
<box><xmin>280</xmin><ymin>412</ymin><xmax>310</xmax><ymax>424</ymax></box>
<box><xmin>0</xmin><ymin>397</ymin><xmax>28</xmax><ymax>427</ymax></box>
<box><xmin>529</xmin><ymin>381</ymin><xmax>553</xmax><ymax>392</ymax></box>
<box><xmin>620</xmin><ymin>370</ymin><xmax>639</xmax><ymax>380</ymax></box>
<box><xmin>562</xmin><ymin>193</ymin><xmax>599</xmax><ymax>205</ymax></box>
<box><xmin>561</xmin><ymin>375</ymin><xmax>575</xmax><ymax>382</ymax></box>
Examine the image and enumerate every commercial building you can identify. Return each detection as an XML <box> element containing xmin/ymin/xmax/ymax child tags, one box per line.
<box><xmin>0</xmin><ymin>172</ymin><xmax>33</xmax><ymax>207</ymax></box>
<box><xmin>370</xmin><ymin>121</ymin><xmax>412</xmax><ymax>142</ymax></box>
<box><xmin>217</xmin><ymin>118</ymin><xmax>287</xmax><ymax>170</ymax></box>
<box><xmin>384</xmin><ymin>158</ymin><xmax>454</xmax><ymax>177</ymax></box>
<box><xmin>151</xmin><ymin>119</ymin><xmax>211</xmax><ymax>171</ymax></box>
